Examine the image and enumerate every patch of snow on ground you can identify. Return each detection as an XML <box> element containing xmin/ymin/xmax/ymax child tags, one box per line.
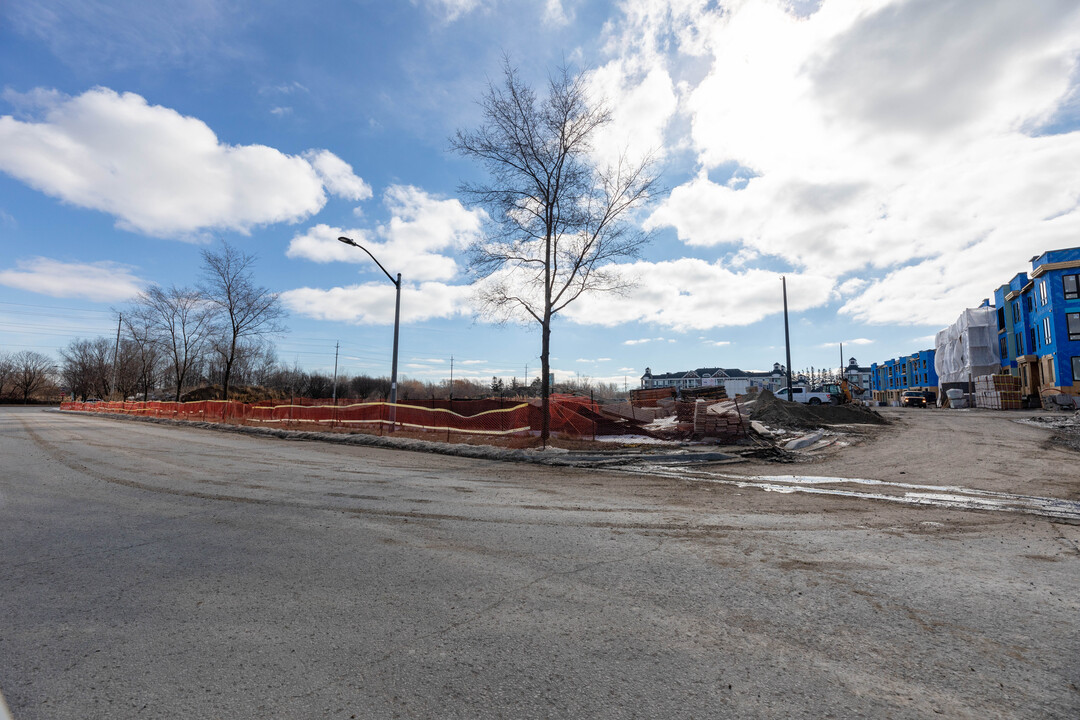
<box><xmin>594</xmin><ymin>435</ymin><xmax>681</xmax><ymax>445</ymax></box>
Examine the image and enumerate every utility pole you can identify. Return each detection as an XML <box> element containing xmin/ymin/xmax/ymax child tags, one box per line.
<box><xmin>782</xmin><ymin>277</ymin><xmax>793</xmax><ymax>399</ymax></box>
<box><xmin>111</xmin><ymin>313</ymin><xmax>122</xmax><ymax>401</ymax></box>
<box><xmin>332</xmin><ymin>341</ymin><xmax>339</xmax><ymax>405</ymax></box>
<box><xmin>449</xmin><ymin>355</ymin><xmax>454</xmax><ymax>400</ymax></box>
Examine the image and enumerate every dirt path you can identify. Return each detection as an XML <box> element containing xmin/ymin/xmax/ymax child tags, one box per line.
<box><xmin>732</xmin><ymin>407</ymin><xmax>1080</xmax><ymax>501</ymax></box>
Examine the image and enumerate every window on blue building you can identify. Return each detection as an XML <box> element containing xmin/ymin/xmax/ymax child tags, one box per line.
<box><xmin>1039</xmin><ymin>281</ymin><xmax>1048</xmax><ymax>306</ymax></box>
<box><xmin>1065</xmin><ymin>274</ymin><xmax>1079</xmax><ymax>301</ymax></box>
<box><xmin>1024</xmin><ymin>295</ymin><xmax>1033</xmax><ymax>313</ymax></box>
<box><xmin>1015</xmin><ymin>331</ymin><xmax>1023</xmax><ymax>355</ymax></box>
<box><xmin>1030</xmin><ymin>327</ymin><xmax>1037</xmax><ymax>351</ymax></box>
<box><xmin>1073</xmin><ymin>356</ymin><xmax>1080</xmax><ymax>386</ymax></box>
<box><xmin>999</xmin><ymin>336</ymin><xmax>1007</xmax><ymax>359</ymax></box>
<box><xmin>1012</xmin><ymin>301</ymin><xmax>1020</xmax><ymax>323</ymax></box>
<box><xmin>1044</xmin><ymin>317</ymin><xmax>1052</xmax><ymax>345</ymax></box>
<box><xmin>1068</xmin><ymin>313</ymin><xmax>1080</xmax><ymax>341</ymax></box>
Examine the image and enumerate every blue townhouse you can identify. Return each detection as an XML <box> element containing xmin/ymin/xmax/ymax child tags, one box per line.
<box><xmin>870</xmin><ymin>349</ymin><xmax>938</xmax><ymax>405</ymax></box>
<box><xmin>994</xmin><ymin>247</ymin><xmax>1080</xmax><ymax>400</ymax></box>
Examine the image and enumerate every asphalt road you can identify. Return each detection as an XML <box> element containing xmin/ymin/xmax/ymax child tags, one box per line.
<box><xmin>1</xmin><ymin>407</ymin><xmax>1078</xmax><ymax>719</ymax></box>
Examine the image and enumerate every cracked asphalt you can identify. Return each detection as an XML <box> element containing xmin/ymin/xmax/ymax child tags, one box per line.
<box><xmin>2</xmin><ymin>406</ymin><xmax>1078</xmax><ymax>719</ymax></box>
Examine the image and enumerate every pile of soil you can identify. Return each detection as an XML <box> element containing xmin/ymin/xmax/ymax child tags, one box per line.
<box><xmin>750</xmin><ymin>389</ymin><xmax>888</xmax><ymax>430</ymax></box>
<box><xmin>179</xmin><ymin>385</ymin><xmax>290</xmax><ymax>403</ymax></box>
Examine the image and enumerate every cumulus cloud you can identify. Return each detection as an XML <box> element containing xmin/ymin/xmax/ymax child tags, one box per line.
<box><xmin>279</xmin><ymin>281</ymin><xmax>474</xmax><ymax>325</ymax></box>
<box><xmin>0</xmin><ymin>257</ymin><xmax>143</xmax><ymax>302</ymax></box>
<box><xmin>0</xmin><ymin>87</ymin><xmax>372</xmax><ymax>238</ymax></box>
<box><xmin>286</xmin><ymin>186</ymin><xmax>484</xmax><ymax>282</ymax></box>
<box><xmin>303</xmin><ymin>150</ymin><xmax>372</xmax><ymax>202</ymax></box>
<box><xmin>602</xmin><ymin>0</ymin><xmax>1080</xmax><ymax>326</ymax></box>
<box><xmin>562</xmin><ymin>258</ymin><xmax>834</xmax><ymax>330</ymax></box>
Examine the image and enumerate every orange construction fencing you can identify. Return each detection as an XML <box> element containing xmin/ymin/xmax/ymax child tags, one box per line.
<box><xmin>60</xmin><ymin>394</ymin><xmax>611</xmax><ymax>439</ymax></box>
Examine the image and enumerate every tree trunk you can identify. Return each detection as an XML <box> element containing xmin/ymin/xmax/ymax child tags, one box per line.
<box><xmin>541</xmin><ymin>314</ymin><xmax>551</xmax><ymax>444</ymax></box>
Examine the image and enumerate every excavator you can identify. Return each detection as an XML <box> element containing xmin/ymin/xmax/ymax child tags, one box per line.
<box><xmin>818</xmin><ymin>379</ymin><xmax>867</xmax><ymax>405</ymax></box>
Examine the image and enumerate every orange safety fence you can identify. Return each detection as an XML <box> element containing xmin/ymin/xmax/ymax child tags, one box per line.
<box><xmin>59</xmin><ymin>395</ymin><xmax>608</xmax><ymax>438</ymax></box>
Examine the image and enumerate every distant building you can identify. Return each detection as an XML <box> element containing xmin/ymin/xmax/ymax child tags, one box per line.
<box><xmin>640</xmin><ymin>363</ymin><xmax>788</xmax><ymax>395</ymax></box>
<box><xmin>993</xmin><ymin>247</ymin><xmax>1080</xmax><ymax>400</ymax></box>
<box><xmin>870</xmin><ymin>350</ymin><xmax>938</xmax><ymax>405</ymax></box>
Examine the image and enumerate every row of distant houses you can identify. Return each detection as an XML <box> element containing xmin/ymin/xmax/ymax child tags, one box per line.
<box><xmin>641</xmin><ymin>359</ymin><xmax>875</xmax><ymax>400</ymax></box>
<box><xmin>871</xmin><ymin>247</ymin><xmax>1080</xmax><ymax>405</ymax></box>
<box><xmin>642</xmin><ymin>246</ymin><xmax>1080</xmax><ymax>407</ymax></box>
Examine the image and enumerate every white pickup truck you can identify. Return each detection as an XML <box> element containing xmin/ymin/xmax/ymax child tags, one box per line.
<box><xmin>775</xmin><ymin>386</ymin><xmax>831</xmax><ymax>405</ymax></box>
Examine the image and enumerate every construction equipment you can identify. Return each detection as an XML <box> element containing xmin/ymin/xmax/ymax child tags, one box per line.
<box><xmin>819</xmin><ymin>380</ymin><xmax>866</xmax><ymax>405</ymax></box>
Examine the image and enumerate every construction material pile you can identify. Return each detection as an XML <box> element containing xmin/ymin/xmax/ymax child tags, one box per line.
<box><xmin>749</xmin><ymin>389</ymin><xmax>888</xmax><ymax>430</ymax></box>
<box><xmin>694</xmin><ymin>400</ymin><xmax>749</xmax><ymax>440</ymax></box>
<box><xmin>974</xmin><ymin>374</ymin><xmax>1021</xmax><ymax>410</ymax></box>
<box><xmin>935</xmin><ymin>305</ymin><xmax>1000</xmax><ymax>384</ymax></box>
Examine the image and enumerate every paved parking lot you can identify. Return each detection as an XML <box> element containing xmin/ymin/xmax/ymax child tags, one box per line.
<box><xmin>2</xmin><ymin>407</ymin><xmax>1078</xmax><ymax>719</ymax></box>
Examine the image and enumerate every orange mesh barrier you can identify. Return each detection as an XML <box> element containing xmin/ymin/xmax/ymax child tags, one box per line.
<box><xmin>60</xmin><ymin>394</ymin><xmax>610</xmax><ymax>438</ymax></box>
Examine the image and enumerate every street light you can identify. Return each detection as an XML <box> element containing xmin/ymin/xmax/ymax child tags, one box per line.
<box><xmin>338</xmin><ymin>236</ymin><xmax>401</xmax><ymax>429</ymax></box>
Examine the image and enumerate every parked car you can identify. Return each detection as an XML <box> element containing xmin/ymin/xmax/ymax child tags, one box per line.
<box><xmin>776</xmin><ymin>387</ymin><xmax>831</xmax><ymax>405</ymax></box>
<box><xmin>900</xmin><ymin>391</ymin><xmax>927</xmax><ymax>408</ymax></box>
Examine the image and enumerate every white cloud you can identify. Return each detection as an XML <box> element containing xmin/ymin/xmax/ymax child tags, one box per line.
<box><xmin>0</xmin><ymin>88</ymin><xmax>376</xmax><ymax>238</ymax></box>
<box><xmin>279</xmin><ymin>281</ymin><xmax>473</xmax><ymax>325</ymax></box>
<box><xmin>303</xmin><ymin>149</ymin><xmax>373</xmax><ymax>202</ymax></box>
<box><xmin>286</xmin><ymin>186</ymin><xmax>484</xmax><ymax>282</ymax></box>
<box><xmin>624</xmin><ymin>337</ymin><xmax>666</xmax><ymax>345</ymax></box>
<box><xmin>543</xmin><ymin>0</ymin><xmax>572</xmax><ymax>26</ymax></box>
<box><xmin>705</xmin><ymin>341</ymin><xmax>731</xmax><ymax>347</ymax></box>
<box><xmin>819</xmin><ymin>337</ymin><xmax>872</xmax><ymax>348</ymax></box>
<box><xmin>422</xmin><ymin>0</ymin><xmax>485</xmax><ymax>22</ymax></box>
<box><xmin>605</xmin><ymin>0</ymin><xmax>1080</xmax><ymax>326</ymax></box>
<box><xmin>563</xmin><ymin>258</ymin><xmax>835</xmax><ymax>330</ymax></box>
<box><xmin>0</xmin><ymin>257</ymin><xmax>143</xmax><ymax>302</ymax></box>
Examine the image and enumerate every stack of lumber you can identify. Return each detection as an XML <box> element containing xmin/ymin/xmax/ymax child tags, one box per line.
<box><xmin>974</xmin><ymin>374</ymin><xmax>1021</xmax><ymax>410</ymax></box>
<box><xmin>682</xmin><ymin>386</ymin><xmax>729</xmax><ymax>401</ymax></box>
<box><xmin>693</xmin><ymin>400</ymin><xmax>748</xmax><ymax>440</ymax></box>
<box><xmin>675</xmin><ymin>400</ymin><xmax>696</xmax><ymax>432</ymax></box>
<box><xmin>630</xmin><ymin>387</ymin><xmax>677</xmax><ymax>407</ymax></box>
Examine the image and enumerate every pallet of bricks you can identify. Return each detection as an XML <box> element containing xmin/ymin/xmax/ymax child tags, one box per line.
<box><xmin>974</xmin><ymin>374</ymin><xmax>1021</xmax><ymax>409</ymax></box>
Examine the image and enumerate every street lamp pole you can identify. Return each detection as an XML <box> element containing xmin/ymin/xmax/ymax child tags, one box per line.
<box><xmin>338</xmin><ymin>236</ymin><xmax>401</xmax><ymax>429</ymax></box>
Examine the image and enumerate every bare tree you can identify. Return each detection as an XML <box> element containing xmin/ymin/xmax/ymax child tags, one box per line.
<box><xmin>199</xmin><ymin>241</ymin><xmax>286</xmax><ymax>401</ymax></box>
<box><xmin>60</xmin><ymin>337</ymin><xmax>113</xmax><ymax>399</ymax></box>
<box><xmin>452</xmin><ymin>61</ymin><xmax>658</xmax><ymax>441</ymax></box>
<box><xmin>122</xmin><ymin>314</ymin><xmax>163</xmax><ymax>401</ymax></box>
<box><xmin>0</xmin><ymin>352</ymin><xmax>14</xmax><ymax>400</ymax></box>
<box><xmin>133</xmin><ymin>285</ymin><xmax>214</xmax><ymax>402</ymax></box>
<box><xmin>11</xmin><ymin>350</ymin><xmax>55</xmax><ymax>402</ymax></box>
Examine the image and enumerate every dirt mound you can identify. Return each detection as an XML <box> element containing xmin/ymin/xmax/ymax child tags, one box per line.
<box><xmin>750</xmin><ymin>389</ymin><xmax>888</xmax><ymax>430</ymax></box>
<box><xmin>179</xmin><ymin>385</ymin><xmax>289</xmax><ymax>403</ymax></box>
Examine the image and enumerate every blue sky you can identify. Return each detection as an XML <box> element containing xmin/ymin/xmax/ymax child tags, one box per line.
<box><xmin>2</xmin><ymin>0</ymin><xmax>1080</xmax><ymax>389</ymax></box>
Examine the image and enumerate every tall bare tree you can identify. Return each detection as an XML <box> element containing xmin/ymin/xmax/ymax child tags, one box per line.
<box><xmin>133</xmin><ymin>285</ymin><xmax>214</xmax><ymax>402</ymax></box>
<box><xmin>199</xmin><ymin>241</ymin><xmax>286</xmax><ymax>401</ymax></box>
<box><xmin>11</xmin><ymin>350</ymin><xmax>55</xmax><ymax>402</ymax></box>
<box><xmin>452</xmin><ymin>61</ymin><xmax>658</xmax><ymax>441</ymax></box>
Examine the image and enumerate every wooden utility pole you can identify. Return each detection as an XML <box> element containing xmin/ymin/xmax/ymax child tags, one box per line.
<box><xmin>783</xmin><ymin>278</ymin><xmax>793</xmax><ymax>398</ymax></box>
<box><xmin>111</xmin><ymin>313</ymin><xmax>122</xmax><ymax>401</ymax></box>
